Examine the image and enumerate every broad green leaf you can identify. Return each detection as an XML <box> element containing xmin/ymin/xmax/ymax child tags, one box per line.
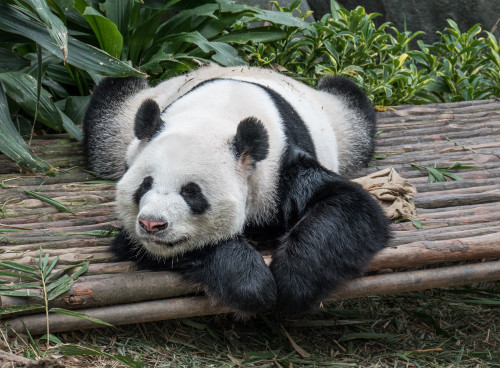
<box><xmin>23</xmin><ymin>190</ymin><xmax>75</xmax><ymax>214</ymax></box>
<box><xmin>0</xmin><ymin>48</ymin><xmax>30</xmax><ymax>72</ymax></box>
<box><xmin>50</xmin><ymin>308</ymin><xmax>114</xmax><ymax>327</ymax></box>
<box><xmin>0</xmin><ymin>2</ymin><xmax>144</xmax><ymax>77</ymax></box>
<box><xmin>26</xmin><ymin>0</ymin><xmax>69</xmax><ymax>61</ymax></box>
<box><xmin>0</xmin><ymin>83</ymin><xmax>54</xmax><ymax>175</ymax></box>
<box><xmin>252</xmin><ymin>8</ymin><xmax>313</xmax><ymax>30</ymax></box>
<box><xmin>59</xmin><ymin>108</ymin><xmax>83</xmax><ymax>141</ymax></box>
<box><xmin>165</xmin><ymin>32</ymin><xmax>246</xmax><ymax>66</ymax></box>
<box><xmin>215</xmin><ymin>28</ymin><xmax>286</xmax><ymax>44</ymax></box>
<box><xmin>0</xmin><ymin>72</ymin><xmax>63</xmax><ymax>130</ymax></box>
<box><xmin>82</xmin><ymin>6</ymin><xmax>123</xmax><ymax>59</ymax></box>
<box><xmin>100</xmin><ymin>0</ymin><xmax>135</xmax><ymax>40</ymax></box>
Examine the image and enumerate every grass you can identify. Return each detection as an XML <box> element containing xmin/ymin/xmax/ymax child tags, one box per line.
<box><xmin>3</xmin><ymin>284</ymin><xmax>498</xmax><ymax>367</ymax></box>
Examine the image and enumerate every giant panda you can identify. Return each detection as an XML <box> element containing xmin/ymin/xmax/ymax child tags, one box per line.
<box><xmin>83</xmin><ymin>64</ymin><xmax>390</xmax><ymax>316</ymax></box>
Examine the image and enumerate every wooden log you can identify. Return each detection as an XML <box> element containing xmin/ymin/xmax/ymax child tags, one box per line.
<box><xmin>367</xmin><ymin>232</ymin><xmax>500</xmax><ymax>270</ymax></box>
<box><xmin>3</xmin><ymin>261</ymin><xmax>499</xmax><ymax>336</ymax></box>
<box><xmin>2</xmin><ymin>233</ymin><xmax>498</xmax><ymax>316</ymax></box>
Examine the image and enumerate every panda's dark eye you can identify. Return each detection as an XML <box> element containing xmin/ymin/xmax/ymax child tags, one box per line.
<box><xmin>134</xmin><ymin>176</ymin><xmax>153</xmax><ymax>205</ymax></box>
<box><xmin>180</xmin><ymin>182</ymin><xmax>209</xmax><ymax>215</ymax></box>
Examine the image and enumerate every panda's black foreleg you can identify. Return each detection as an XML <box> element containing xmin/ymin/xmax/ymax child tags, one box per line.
<box><xmin>270</xmin><ymin>159</ymin><xmax>390</xmax><ymax>315</ymax></box>
<box><xmin>179</xmin><ymin>236</ymin><xmax>277</xmax><ymax>315</ymax></box>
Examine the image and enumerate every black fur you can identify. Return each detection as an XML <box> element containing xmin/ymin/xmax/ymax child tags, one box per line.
<box><xmin>83</xmin><ymin>77</ymin><xmax>147</xmax><ymax>179</ymax></box>
<box><xmin>261</xmin><ymin>85</ymin><xmax>317</xmax><ymax>159</ymax></box>
<box><xmin>180</xmin><ymin>182</ymin><xmax>210</xmax><ymax>215</ymax></box>
<box><xmin>134</xmin><ymin>176</ymin><xmax>153</xmax><ymax>205</ymax></box>
<box><xmin>134</xmin><ymin>99</ymin><xmax>164</xmax><ymax>141</ymax></box>
<box><xmin>233</xmin><ymin>117</ymin><xmax>269</xmax><ymax>163</ymax></box>
<box><xmin>111</xmin><ymin>231</ymin><xmax>276</xmax><ymax>314</ymax></box>
<box><xmin>269</xmin><ymin>149</ymin><xmax>390</xmax><ymax>314</ymax></box>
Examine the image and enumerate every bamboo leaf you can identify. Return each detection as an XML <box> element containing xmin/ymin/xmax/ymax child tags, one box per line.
<box><xmin>0</xmin><ymin>82</ymin><xmax>54</xmax><ymax>175</ymax></box>
<box><xmin>82</xmin><ymin>6</ymin><xmax>124</xmax><ymax>59</ymax></box>
<box><xmin>46</xmin><ymin>275</ymin><xmax>74</xmax><ymax>300</ymax></box>
<box><xmin>0</xmin><ymin>261</ymin><xmax>40</xmax><ymax>275</ymax></box>
<box><xmin>26</xmin><ymin>0</ymin><xmax>69</xmax><ymax>61</ymax></box>
<box><xmin>0</xmin><ymin>282</ymin><xmax>41</xmax><ymax>289</ymax></box>
<box><xmin>58</xmin><ymin>345</ymin><xmax>143</xmax><ymax>368</ymax></box>
<box><xmin>0</xmin><ymin>271</ymin><xmax>39</xmax><ymax>281</ymax></box>
<box><xmin>0</xmin><ymin>290</ymin><xmax>39</xmax><ymax>297</ymax></box>
<box><xmin>23</xmin><ymin>190</ymin><xmax>75</xmax><ymax>214</ymax></box>
<box><xmin>0</xmin><ymin>304</ymin><xmax>44</xmax><ymax>315</ymax></box>
<box><xmin>50</xmin><ymin>308</ymin><xmax>114</xmax><ymax>327</ymax></box>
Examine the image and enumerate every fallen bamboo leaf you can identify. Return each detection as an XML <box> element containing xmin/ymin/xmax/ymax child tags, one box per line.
<box><xmin>49</xmin><ymin>308</ymin><xmax>114</xmax><ymax>327</ymax></box>
<box><xmin>23</xmin><ymin>190</ymin><xmax>75</xmax><ymax>214</ymax></box>
<box><xmin>280</xmin><ymin>325</ymin><xmax>311</xmax><ymax>358</ymax></box>
<box><xmin>0</xmin><ymin>223</ymin><xmax>33</xmax><ymax>230</ymax></box>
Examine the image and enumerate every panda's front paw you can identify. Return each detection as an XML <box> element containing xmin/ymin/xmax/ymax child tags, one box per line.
<box><xmin>271</xmin><ymin>252</ymin><xmax>326</xmax><ymax>315</ymax></box>
<box><xmin>183</xmin><ymin>236</ymin><xmax>277</xmax><ymax>315</ymax></box>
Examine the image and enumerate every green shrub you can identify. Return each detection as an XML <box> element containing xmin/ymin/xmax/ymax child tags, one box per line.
<box><xmin>0</xmin><ymin>0</ymin><xmax>498</xmax><ymax>173</ymax></box>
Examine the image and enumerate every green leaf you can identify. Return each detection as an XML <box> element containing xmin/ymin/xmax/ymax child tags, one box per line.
<box><xmin>0</xmin><ymin>270</ymin><xmax>39</xmax><ymax>281</ymax></box>
<box><xmin>50</xmin><ymin>308</ymin><xmax>114</xmax><ymax>327</ymax></box>
<box><xmin>426</xmin><ymin>167</ymin><xmax>446</xmax><ymax>182</ymax></box>
<box><xmin>100</xmin><ymin>0</ymin><xmax>135</xmax><ymax>39</ymax></box>
<box><xmin>0</xmin><ymin>261</ymin><xmax>40</xmax><ymax>275</ymax></box>
<box><xmin>0</xmin><ymin>2</ymin><xmax>144</xmax><ymax>78</ymax></box>
<box><xmin>0</xmin><ymin>82</ymin><xmax>54</xmax><ymax>175</ymax></box>
<box><xmin>82</xmin><ymin>6</ymin><xmax>124</xmax><ymax>59</ymax></box>
<box><xmin>410</xmin><ymin>219</ymin><xmax>423</xmax><ymax>229</ymax></box>
<box><xmin>0</xmin><ymin>304</ymin><xmax>44</xmax><ymax>315</ymax></box>
<box><xmin>0</xmin><ymin>48</ymin><xmax>30</xmax><ymax>72</ymax></box>
<box><xmin>0</xmin><ymin>290</ymin><xmax>37</xmax><ymax>297</ymax></box>
<box><xmin>215</xmin><ymin>27</ymin><xmax>286</xmax><ymax>44</ymax></box>
<box><xmin>46</xmin><ymin>275</ymin><xmax>74</xmax><ymax>300</ymax></box>
<box><xmin>166</xmin><ymin>31</ymin><xmax>246</xmax><ymax>66</ymax></box>
<box><xmin>0</xmin><ymin>72</ymin><xmax>63</xmax><ymax>131</ymax></box>
<box><xmin>23</xmin><ymin>190</ymin><xmax>75</xmax><ymax>214</ymax></box>
<box><xmin>59</xmin><ymin>108</ymin><xmax>83</xmax><ymax>141</ymax></box>
<box><xmin>26</xmin><ymin>0</ymin><xmax>69</xmax><ymax>61</ymax></box>
<box><xmin>58</xmin><ymin>345</ymin><xmax>143</xmax><ymax>368</ymax></box>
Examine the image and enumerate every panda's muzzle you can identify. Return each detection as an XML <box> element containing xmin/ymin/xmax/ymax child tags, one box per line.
<box><xmin>138</xmin><ymin>218</ymin><xmax>168</xmax><ymax>233</ymax></box>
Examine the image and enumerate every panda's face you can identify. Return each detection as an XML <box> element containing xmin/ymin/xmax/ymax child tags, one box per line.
<box><xmin>116</xmin><ymin>132</ymin><xmax>248</xmax><ymax>259</ymax></box>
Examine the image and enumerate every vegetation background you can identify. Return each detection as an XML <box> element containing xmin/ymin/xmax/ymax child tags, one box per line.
<box><xmin>0</xmin><ymin>0</ymin><xmax>499</xmax><ymax>367</ymax></box>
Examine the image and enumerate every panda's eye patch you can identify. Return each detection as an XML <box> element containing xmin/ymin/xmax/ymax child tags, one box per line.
<box><xmin>180</xmin><ymin>182</ymin><xmax>209</xmax><ymax>215</ymax></box>
<box><xmin>134</xmin><ymin>176</ymin><xmax>153</xmax><ymax>205</ymax></box>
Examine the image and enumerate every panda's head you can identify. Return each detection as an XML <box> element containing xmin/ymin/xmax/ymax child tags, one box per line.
<box><xmin>116</xmin><ymin>99</ymin><xmax>269</xmax><ymax>259</ymax></box>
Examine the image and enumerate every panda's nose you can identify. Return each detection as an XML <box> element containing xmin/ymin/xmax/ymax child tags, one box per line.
<box><xmin>138</xmin><ymin>218</ymin><xmax>168</xmax><ymax>233</ymax></box>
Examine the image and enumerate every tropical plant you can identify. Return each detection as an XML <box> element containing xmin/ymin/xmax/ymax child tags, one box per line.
<box><xmin>0</xmin><ymin>0</ymin><xmax>499</xmax><ymax>175</ymax></box>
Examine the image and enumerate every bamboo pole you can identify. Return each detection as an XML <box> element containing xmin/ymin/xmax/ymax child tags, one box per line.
<box><xmin>3</xmin><ymin>261</ymin><xmax>499</xmax><ymax>336</ymax></box>
<box><xmin>1</xmin><ymin>232</ymin><xmax>498</xmax><ymax>315</ymax></box>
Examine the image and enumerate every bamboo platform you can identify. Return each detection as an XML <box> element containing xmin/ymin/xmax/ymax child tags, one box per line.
<box><xmin>1</xmin><ymin>99</ymin><xmax>499</xmax><ymax>335</ymax></box>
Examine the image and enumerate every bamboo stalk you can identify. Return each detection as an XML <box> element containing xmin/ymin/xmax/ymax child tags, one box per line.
<box><xmin>3</xmin><ymin>261</ymin><xmax>499</xmax><ymax>336</ymax></box>
<box><xmin>2</xmin><ymin>232</ymin><xmax>498</xmax><ymax>315</ymax></box>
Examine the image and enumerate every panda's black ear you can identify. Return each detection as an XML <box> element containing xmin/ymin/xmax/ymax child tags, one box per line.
<box><xmin>233</xmin><ymin>117</ymin><xmax>269</xmax><ymax>165</ymax></box>
<box><xmin>134</xmin><ymin>99</ymin><xmax>163</xmax><ymax>141</ymax></box>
